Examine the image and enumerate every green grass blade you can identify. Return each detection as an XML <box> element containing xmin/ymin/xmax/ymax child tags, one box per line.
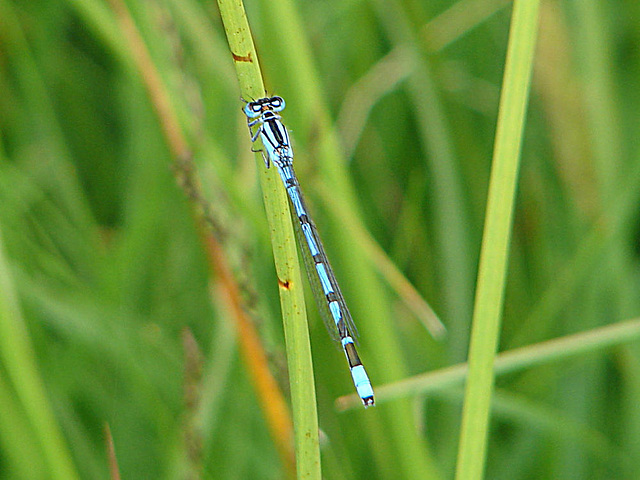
<box><xmin>455</xmin><ymin>2</ymin><xmax>540</xmax><ymax>479</ymax></box>
<box><xmin>0</xmin><ymin>230</ymin><xmax>80</xmax><ymax>480</ymax></box>
<box><xmin>215</xmin><ymin>1</ymin><xmax>321</xmax><ymax>478</ymax></box>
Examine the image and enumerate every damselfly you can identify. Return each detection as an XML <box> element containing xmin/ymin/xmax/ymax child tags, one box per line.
<box><xmin>244</xmin><ymin>96</ymin><xmax>375</xmax><ymax>407</ymax></box>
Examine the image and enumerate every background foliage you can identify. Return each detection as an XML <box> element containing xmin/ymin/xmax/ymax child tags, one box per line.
<box><xmin>0</xmin><ymin>0</ymin><xmax>639</xmax><ymax>479</ymax></box>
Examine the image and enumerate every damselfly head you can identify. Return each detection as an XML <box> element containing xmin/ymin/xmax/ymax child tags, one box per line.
<box><xmin>243</xmin><ymin>96</ymin><xmax>286</xmax><ymax>118</ymax></box>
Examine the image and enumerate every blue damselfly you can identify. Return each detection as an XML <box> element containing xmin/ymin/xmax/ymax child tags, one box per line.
<box><xmin>244</xmin><ymin>96</ymin><xmax>375</xmax><ymax>407</ymax></box>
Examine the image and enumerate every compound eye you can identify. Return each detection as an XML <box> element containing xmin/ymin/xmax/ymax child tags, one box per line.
<box><xmin>251</xmin><ymin>103</ymin><xmax>262</xmax><ymax>113</ymax></box>
<box><xmin>243</xmin><ymin>102</ymin><xmax>260</xmax><ymax>117</ymax></box>
<box><xmin>270</xmin><ymin>96</ymin><xmax>285</xmax><ymax>111</ymax></box>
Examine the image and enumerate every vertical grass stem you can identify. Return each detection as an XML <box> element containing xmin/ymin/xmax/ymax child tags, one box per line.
<box><xmin>455</xmin><ymin>2</ymin><xmax>540</xmax><ymax>479</ymax></box>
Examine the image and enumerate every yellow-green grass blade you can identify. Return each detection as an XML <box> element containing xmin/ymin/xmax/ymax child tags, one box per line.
<box><xmin>456</xmin><ymin>2</ymin><xmax>540</xmax><ymax>479</ymax></box>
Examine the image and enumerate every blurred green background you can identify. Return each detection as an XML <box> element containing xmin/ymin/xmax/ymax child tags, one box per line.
<box><xmin>1</xmin><ymin>0</ymin><xmax>639</xmax><ymax>478</ymax></box>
